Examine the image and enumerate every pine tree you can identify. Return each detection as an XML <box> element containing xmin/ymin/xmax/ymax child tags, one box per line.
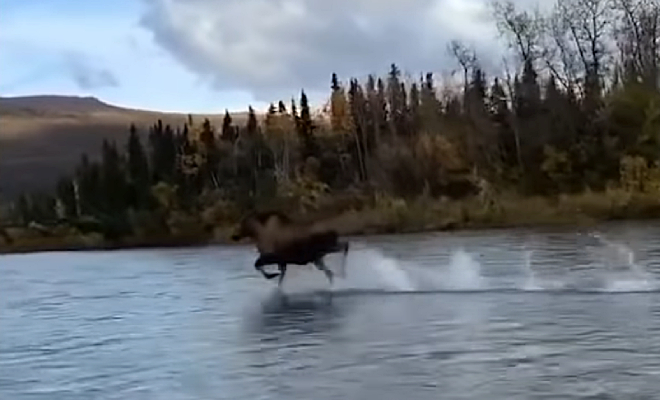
<box><xmin>196</xmin><ymin>118</ymin><xmax>220</xmax><ymax>189</ymax></box>
<box><xmin>366</xmin><ymin>74</ymin><xmax>383</xmax><ymax>148</ymax></box>
<box><xmin>387</xmin><ymin>63</ymin><xmax>406</xmax><ymax>137</ymax></box>
<box><xmin>348</xmin><ymin>79</ymin><xmax>369</xmax><ymax>181</ymax></box>
<box><xmin>420</xmin><ymin>72</ymin><xmax>440</xmax><ymax>133</ymax></box>
<box><xmin>100</xmin><ymin>139</ymin><xmax>128</xmax><ymax>215</ymax></box>
<box><xmin>126</xmin><ymin>124</ymin><xmax>150</xmax><ymax>208</ymax></box>
<box><xmin>55</xmin><ymin>177</ymin><xmax>77</xmax><ymax>219</ymax></box>
<box><xmin>221</xmin><ymin>110</ymin><xmax>236</xmax><ymax>143</ymax></box>
<box><xmin>376</xmin><ymin>77</ymin><xmax>389</xmax><ymax>141</ymax></box>
<box><xmin>298</xmin><ymin>90</ymin><xmax>319</xmax><ymax>161</ymax></box>
<box><xmin>409</xmin><ymin>82</ymin><xmax>421</xmax><ymax>134</ymax></box>
<box><xmin>332</xmin><ymin>72</ymin><xmax>340</xmax><ymax>91</ymax></box>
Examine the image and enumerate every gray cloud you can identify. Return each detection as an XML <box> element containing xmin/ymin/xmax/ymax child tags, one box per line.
<box><xmin>139</xmin><ymin>0</ymin><xmax>517</xmax><ymax>102</ymax></box>
<box><xmin>62</xmin><ymin>52</ymin><xmax>120</xmax><ymax>90</ymax></box>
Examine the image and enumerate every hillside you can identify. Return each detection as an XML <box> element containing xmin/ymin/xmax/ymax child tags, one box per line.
<box><xmin>0</xmin><ymin>95</ymin><xmax>252</xmax><ymax>199</ymax></box>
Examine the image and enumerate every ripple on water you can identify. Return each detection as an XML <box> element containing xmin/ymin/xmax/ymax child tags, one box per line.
<box><xmin>3</xmin><ymin>225</ymin><xmax>660</xmax><ymax>399</ymax></box>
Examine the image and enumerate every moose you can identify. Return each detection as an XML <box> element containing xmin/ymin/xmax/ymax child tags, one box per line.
<box><xmin>230</xmin><ymin>210</ymin><xmax>350</xmax><ymax>287</ymax></box>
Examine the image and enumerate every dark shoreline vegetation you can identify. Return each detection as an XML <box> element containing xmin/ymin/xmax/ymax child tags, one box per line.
<box><xmin>4</xmin><ymin>0</ymin><xmax>660</xmax><ymax>254</ymax></box>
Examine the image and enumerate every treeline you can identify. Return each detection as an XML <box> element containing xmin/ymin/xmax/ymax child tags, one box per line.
<box><xmin>6</xmin><ymin>0</ymin><xmax>660</xmax><ymax>243</ymax></box>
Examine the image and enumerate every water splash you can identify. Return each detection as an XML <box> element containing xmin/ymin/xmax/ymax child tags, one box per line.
<box><xmin>333</xmin><ymin>247</ymin><xmax>417</xmax><ymax>292</ymax></box>
<box><xmin>275</xmin><ymin>235</ymin><xmax>660</xmax><ymax>295</ymax></box>
<box><xmin>436</xmin><ymin>249</ymin><xmax>485</xmax><ymax>290</ymax></box>
<box><xmin>520</xmin><ymin>232</ymin><xmax>659</xmax><ymax>293</ymax></box>
<box><xmin>588</xmin><ymin>232</ymin><xmax>658</xmax><ymax>292</ymax></box>
<box><xmin>521</xmin><ymin>249</ymin><xmax>543</xmax><ymax>291</ymax></box>
<box><xmin>314</xmin><ymin>246</ymin><xmax>486</xmax><ymax>293</ymax></box>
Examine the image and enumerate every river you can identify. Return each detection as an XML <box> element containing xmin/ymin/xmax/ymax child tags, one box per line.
<box><xmin>2</xmin><ymin>221</ymin><xmax>660</xmax><ymax>399</ymax></box>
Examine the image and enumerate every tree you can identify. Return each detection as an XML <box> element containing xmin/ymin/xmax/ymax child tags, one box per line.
<box><xmin>100</xmin><ymin>139</ymin><xmax>128</xmax><ymax>215</ymax></box>
<box><xmin>348</xmin><ymin>79</ymin><xmax>370</xmax><ymax>181</ymax></box>
<box><xmin>387</xmin><ymin>63</ymin><xmax>407</xmax><ymax>137</ymax></box>
<box><xmin>55</xmin><ymin>177</ymin><xmax>77</xmax><ymax>219</ymax></box>
<box><xmin>265</xmin><ymin>100</ymin><xmax>296</xmax><ymax>183</ymax></box>
<box><xmin>613</xmin><ymin>0</ymin><xmax>660</xmax><ymax>90</ymax></box>
<box><xmin>126</xmin><ymin>124</ymin><xmax>150</xmax><ymax>208</ymax></box>
<box><xmin>298</xmin><ymin>90</ymin><xmax>320</xmax><ymax>161</ymax></box>
<box><xmin>491</xmin><ymin>1</ymin><xmax>545</xmax><ymax>66</ymax></box>
<box><xmin>221</xmin><ymin>110</ymin><xmax>236</xmax><ymax>143</ymax></box>
<box><xmin>448</xmin><ymin>40</ymin><xmax>478</xmax><ymax>93</ymax></box>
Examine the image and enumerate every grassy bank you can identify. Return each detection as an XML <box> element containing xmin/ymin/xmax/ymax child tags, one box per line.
<box><xmin>3</xmin><ymin>187</ymin><xmax>660</xmax><ymax>255</ymax></box>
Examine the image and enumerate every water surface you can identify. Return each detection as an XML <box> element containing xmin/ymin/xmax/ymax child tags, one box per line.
<box><xmin>3</xmin><ymin>221</ymin><xmax>660</xmax><ymax>399</ymax></box>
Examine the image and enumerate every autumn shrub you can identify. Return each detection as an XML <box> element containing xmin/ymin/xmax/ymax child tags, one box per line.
<box><xmin>200</xmin><ymin>197</ymin><xmax>239</xmax><ymax>227</ymax></box>
<box><xmin>151</xmin><ymin>181</ymin><xmax>179</xmax><ymax>211</ymax></box>
<box><xmin>0</xmin><ymin>226</ymin><xmax>105</xmax><ymax>253</ymax></box>
<box><xmin>619</xmin><ymin>155</ymin><xmax>660</xmax><ymax>194</ymax></box>
<box><xmin>378</xmin><ymin>133</ymin><xmax>476</xmax><ymax>199</ymax></box>
<box><xmin>166</xmin><ymin>210</ymin><xmax>205</xmax><ymax>239</ymax></box>
<box><xmin>275</xmin><ymin>173</ymin><xmax>330</xmax><ymax>214</ymax></box>
<box><xmin>541</xmin><ymin>145</ymin><xmax>574</xmax><ymax>193</ymax></box>
<box><xmin>128</xmin><ymin>209</ymin><xmax>170</xmax><ymax>240</ymax></box>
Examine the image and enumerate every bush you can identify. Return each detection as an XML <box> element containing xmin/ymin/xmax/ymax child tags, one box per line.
<box><xmin>378</xmin><ymin>133</ymin><xmax>477</xmax><ymax>199</ymax></box>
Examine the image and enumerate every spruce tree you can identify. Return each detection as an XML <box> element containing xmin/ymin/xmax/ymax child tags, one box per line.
<box><xmin>126</xmin><ymin>124</ymin><xmax>150</xmax><ymax>208</ymax></box>
<box><xmin>298</xmin><ymin>90</ymin><xmax>319</xmax><ymax>161</ymax></box>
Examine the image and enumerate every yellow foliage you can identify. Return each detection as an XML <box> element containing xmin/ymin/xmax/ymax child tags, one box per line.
<box><xmin>188</xmin><ymin>121</ymin><xmax>216</xmax><ymax>151</ymax></box>
<box><xmin>175</xmin><ymin>118</ymin><xmax>221</xmax><ymax>178</ymax></box>
<box><xmin>330</xmin><ymin>88</ymin><xmax>354</xmax><ymax>135</ymax></box>
<box><xmin>200</xmin><ymin>197</ymin><xmax>237</xmax><ymax>226</ymax></box>
<box><xmin>414</xmin><ymin>132</ymin><xmax>467</xmax><ymax>173</ymax></box>
<box><xmin>265</xmin><ymin>109</ymin><xmax>296</xmax><ymax>142</ymax></box>
<box><xmin>264</xmin><ymin>108</ymin><xmax>298</xmax><ymax>181</ymax></box>
<box><xmin>541</xmin><ymin>145</ymin><xmax>572</xmax><ymax>184</ymax></box>
<box><xmin>151</xmin><ymin>182</ymin><xmax>178</xmax><ymax>210</ymax></box>
<box><xmin>178</xmin><ymin>153</ymin><xmax>205</xmax><ymax>176</ymax></box>
<box><xmin>541</xmin><ymin>144</ymin><xmax>573</xmax><ymax>191</ymax></box>
<box><xmin>619</xmin><ymin>155</ymin><xmax>660</xmax><ymax>193</ymax></box>
<box><xmin>373</xmin><ymin>191</ymin><xmax>408</xmax><ymax>211</ymax></box>
<box><xmin>277</xmin><ymin>174</ymin><xmax>330</xmax><ymax>212</ymax></box>
<box><xmin>378</xmin><ymin>132</ymin><xmax>471</xmax><ymax>197</ymax></box>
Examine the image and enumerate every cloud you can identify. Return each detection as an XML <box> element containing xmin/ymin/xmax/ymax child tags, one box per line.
<box><xmin>139</xmin><ymin>0</ymin><xmax>508</xmax><ymax>102</ymax></box>
<box><xmin>62</xmin><ymin>52</ymin><xmax>120</xmax><ymax>90</ymax></box>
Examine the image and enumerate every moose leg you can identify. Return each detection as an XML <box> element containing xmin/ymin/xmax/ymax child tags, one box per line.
<box><xmin>258</xmin><ymin>267</ymin><xmax>280</xmax><ymax>280</ymax></box>
<box><xmin>326</xmin><ymin>240</ymin><xmax>350</xmax><ymax>278</ymax></box>
<box><xmin>277</xmin><ymin>263</ymin><xmax>288</xmax><ymax>287</ymax></box>
<box><xmin>314</xmin><ymin>258</ymin><xmax>334</xmax><ymax>284</ymax></box>
<box><xmin>339</xmin><ymin>241</ymin><xmax>349</xmax><ymax>278</ymax></box>
<box><xmin>254</xmin><ymin>255</ymin><xmax>280</xmax><ymax>280</ymax></box>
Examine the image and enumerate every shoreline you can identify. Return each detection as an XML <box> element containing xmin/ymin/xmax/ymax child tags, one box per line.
<box><xmin>2</xmin><ymin>206</ymin><xmax>659</xmax><ymax>255</ymax></box>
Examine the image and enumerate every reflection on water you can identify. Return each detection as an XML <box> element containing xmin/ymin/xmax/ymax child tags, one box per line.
<box><xmin>2</xmin><ymin>221</ymin><xmax>660</xmax><ymax>399</ymax></box>
<box><xmin>244</xmin><ymin>289</ymin><xmax>348</xmax><ymax>338</ymax></box>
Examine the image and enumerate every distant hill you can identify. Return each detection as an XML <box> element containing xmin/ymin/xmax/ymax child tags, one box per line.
<box><xmin>0</xmin><ymin>95</ymin><xmax>252</xmax><ymax>199</ymax></box>
<box><xmin>0</xmin><ymin>95</ymin><xmax>122</xmax><ymax>116</ymax></box>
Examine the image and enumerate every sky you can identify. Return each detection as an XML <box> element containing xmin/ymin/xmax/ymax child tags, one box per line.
<box><xmin>0</xmin><ymin>0</ymin><xmax>515</xmax><ymax>114</ymax></box>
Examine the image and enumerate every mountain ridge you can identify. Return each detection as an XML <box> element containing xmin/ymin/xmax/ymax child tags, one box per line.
<box><xmin>0</xmin><ymin>94</ymin><xmax>248</xmax><ymax>117</ymax></box>
<box><xmin>0</xmin><ymin>94</ymin><xmax>252</xmax><ymax>199</ymax></box>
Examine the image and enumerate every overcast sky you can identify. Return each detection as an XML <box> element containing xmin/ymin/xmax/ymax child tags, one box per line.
<box><xmin>0</xmin><ymin>0</ymin><xmax>518</xmax><ymax>113</ymax></box>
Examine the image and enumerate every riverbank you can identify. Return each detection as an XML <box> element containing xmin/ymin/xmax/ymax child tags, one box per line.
<box><xmin>2</xmin><ymin>188</ymin><xmax>660</xmax><ymax>255</ymax></box>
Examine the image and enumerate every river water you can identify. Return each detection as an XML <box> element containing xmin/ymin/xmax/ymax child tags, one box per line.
<box><xmin>3</xmin><ymin>221</ymin><xmax>660</xmax><ymax>399</ymax></box>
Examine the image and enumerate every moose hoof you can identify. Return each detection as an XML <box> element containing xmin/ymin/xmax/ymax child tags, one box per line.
<box><xmin>264</xmin><ymin>272</ymin><xmax>280</xmax><ymax>280</ymax></box>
